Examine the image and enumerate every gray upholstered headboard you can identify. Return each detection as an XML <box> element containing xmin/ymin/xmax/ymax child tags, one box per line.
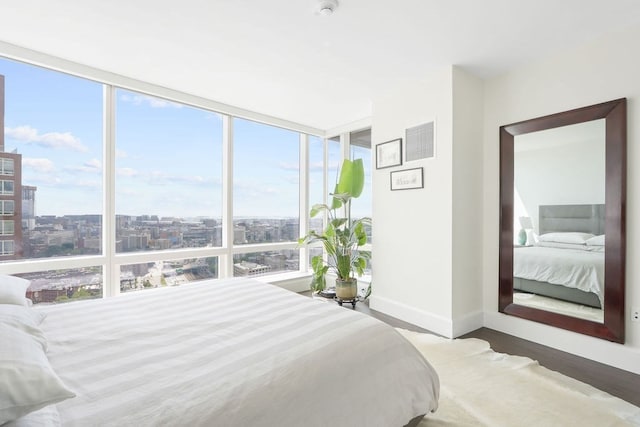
<box><xmin>538</xmin><ymin>204</ymin><xmax>605</xmax><ymax>235</ymax></box>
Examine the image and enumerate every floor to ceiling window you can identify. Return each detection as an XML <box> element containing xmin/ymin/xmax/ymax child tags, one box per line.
<box><xmin>115</xmin><ymin>89</ymin><xmax>223</xmax><ymax>253</ymax></box>
<box><xmin>114</xmin><ymin>89</ymin><xmax>224</xmax><ymax>292</ymax></box>
<box><xmin>232</xmin><ymin>118</ymin><xmax>301</xmax><ymax>277</ymax></box>
<box><xmin>1</xmin><ymin>57</ymin><xmax>104</xmax><ymax>302</ymax></box>
<box><xmin>0</xmin><ymin>55</ymin><xmax>364</xmax><ymax>303</ymax></box>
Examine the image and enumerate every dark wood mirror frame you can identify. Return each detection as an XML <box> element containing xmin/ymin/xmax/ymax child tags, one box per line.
<box><xmin>499</xmin><ymin>98</ymin><xmax>626</xmax><ymax>343</ymax></box>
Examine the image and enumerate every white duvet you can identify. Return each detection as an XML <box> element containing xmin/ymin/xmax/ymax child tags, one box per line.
<box><xmin>36</xmin><ymin>278</ymin><xmax>439</xmax><ymax>427</ymax></box>
<box><xmin>513</xmin><ymin>246</ymin><xmax>604</xmax><ymax>305</ymax></box>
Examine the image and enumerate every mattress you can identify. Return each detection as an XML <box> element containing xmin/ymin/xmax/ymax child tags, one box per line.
<box><xmin>513</xmin><ymin>246</ymin><xmax>604</xmax><ymax>305</ymax></box>
<box><xmin>513</xmin><ymin>278</ymin><xmax>601</xmax><ymax>308</ymax></box>
<box><xmin>35</xmin><ymin>277</ymin><xmax>439</xmax><ymax>426</ymax></box>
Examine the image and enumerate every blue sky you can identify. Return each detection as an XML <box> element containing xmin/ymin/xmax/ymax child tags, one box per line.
<box><xmin>1</xmin><ymin>57</ymin><xmax>369</xmax><ymax>219</ymax></box>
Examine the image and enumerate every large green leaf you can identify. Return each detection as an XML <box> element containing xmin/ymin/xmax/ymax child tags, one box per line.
<box><xmin>337</xmin><ymin>158</ymin><xmax>365</xmax><ymax>198</ymax></box>
<box><xmin>330</xmin><ymin>184</ymin><xmax>343</xmax><ymax>210</ymax></box>
<box><xmin>309</xmin><ymin>203</ymin><xmax>329</xmax><ymax>218</ymax></box>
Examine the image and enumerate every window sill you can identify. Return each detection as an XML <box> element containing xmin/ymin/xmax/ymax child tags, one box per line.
<box><xmin>254</xmin><ymin>271</ymin><xmax>312</xmax><ymax>293</ymax></box>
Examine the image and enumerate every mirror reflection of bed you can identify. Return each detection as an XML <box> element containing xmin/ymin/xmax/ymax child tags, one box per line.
<box><xmin>513</xmin><ymin>204</ymin><xmax>604</xmax><ymax>323</ymax></box>
<box><xmin>500</xmin><ymin>98</ymin><xmax>625</xmax><ymax>342</ymax></box>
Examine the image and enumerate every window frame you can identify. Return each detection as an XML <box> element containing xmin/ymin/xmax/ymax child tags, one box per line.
<box><xmin>0</xmin><ymin>180</ymin><xmax>14</xmax><ymax>195</ymax></box>
<box><xmin>0</xmin><ymin>219</ymin><xmax>14</xmax><ymax>235</ymax></box>
<box><xmin>0</xmin><ymin>53</ymin><xmax>371</xmax><ymax>299</ymax></box>
<box><xmin>0</xmin><ymin>158</ymin><xmax>14</xmax><ymax>176</ymax></box>
<box><xmin>0</xmin><ymin>200</ymin><xmax>14</xmax><ymax>216</ymax></box>
<box><xmin>0</xmin><ymin>240</ymin><xmax>14</xmax><ymax>256</ymax></box>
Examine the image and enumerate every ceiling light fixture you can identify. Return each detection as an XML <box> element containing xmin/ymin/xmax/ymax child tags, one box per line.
<box><xmin>316</xmin><ymin>0</ymin><xmax>339</xmax><ymax>16</ymax></box>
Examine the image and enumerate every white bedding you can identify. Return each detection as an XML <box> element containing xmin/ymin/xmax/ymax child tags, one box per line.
<box><xmin>513</xmin><ymin>246</ymin><xmax>604</xmax><ymax>304</ymax></box>
<box><xmin>35</xmin><ymin>278</ymin><xmax>439</xmax><ymax>426</ymax></box>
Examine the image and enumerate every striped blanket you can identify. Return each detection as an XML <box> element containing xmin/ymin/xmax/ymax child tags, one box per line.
<box><xmin>37</xmin><ymin>277</ymin><xmax>439</xmax><ymax>426</ymax></box>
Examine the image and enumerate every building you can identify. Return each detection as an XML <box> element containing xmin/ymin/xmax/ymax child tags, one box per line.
<box><xmin>233</xmin><ymin>261</ymin><xmax>271</xmax><ymax>277</ymax></box>
<box><xmin>0</xmin><ymin>75</ymin><xmax>22</xmax><ymax>260</ymax></box>
<box><xmin>21</xmin><ymin>185</ymin><xmax>36</xmax><ymax>231</ymax></box>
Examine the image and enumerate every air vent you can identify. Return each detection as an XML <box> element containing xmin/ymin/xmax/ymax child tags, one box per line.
<box><xmin>405</xmin><ymin>121</ymin><xmax>435</xmax><ymax>161</ymax></box>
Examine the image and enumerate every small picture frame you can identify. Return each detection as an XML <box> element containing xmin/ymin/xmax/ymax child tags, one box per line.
<box><xmin>376</xmin><ymin>138</ymin><xmax>402</xmax><ymax>169</ymax></box>
<box><xmin>390</xmin><ymin>167</ymin><xmax>424</xmax><ymax>191</ymax></box>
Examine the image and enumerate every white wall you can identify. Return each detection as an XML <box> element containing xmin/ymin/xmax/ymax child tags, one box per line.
<box><xmin>369</xmin><ymin>24</ymin><xmax>639</xmax><ymax>373</ymax></box>
<box><xmin>482</xmin><ymin>23</ymin><xmax>640</xmax><ymax>373</ymax></box>
<box><xmin>451</xmin><ymin>68</ymin><xmax>485</xmax><ymax>335</ymax></box>
<box><xmin>515</xmin><ymin>137</ymin><xmax>605</xmax><ymax>234</ymax></box>
<box><xmin>370</xmin><ymin>67</ymin><xmax>454</xmax><ymax>336</ymax></box>
<box><xmin>369</xmin><ymin>66</ymin><xmax>484</xmax><ymax>338</ymax></box>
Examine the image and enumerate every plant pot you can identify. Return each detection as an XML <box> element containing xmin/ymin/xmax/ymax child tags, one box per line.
<box><xmin>335</xmin><ymin>278</ymin><xmax>357</xmax><ymax>300</ymax></box>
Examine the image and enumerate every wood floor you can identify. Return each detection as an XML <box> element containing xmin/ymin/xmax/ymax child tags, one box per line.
<box><xmin>312</xmin><ymin>294</ymin><xmax>640</xmax><ymax>407</ymax></box>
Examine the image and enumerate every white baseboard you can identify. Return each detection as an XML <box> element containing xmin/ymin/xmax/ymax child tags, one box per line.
<box><xmin>484</xmin><ymin>311</ymin><xmax>640</xmax><ymax>375</ymax></box>
<box><xmin>370</xmin><ymin>295</ymin><xmax>453</xmax><ymax>338</ymax></box>
<box><xmin>452</xmin><ymin>310</ymin><xmax>484</xmax><ymax>337</ymax></box>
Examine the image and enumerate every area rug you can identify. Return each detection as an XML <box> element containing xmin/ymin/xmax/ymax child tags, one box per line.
<box><xmin>396</xmin><ymin>329</ymin><xmax>640</xmax><ymax>427</ymax></box>
<box><xmin>513</xmin><ymin>291</ymin><xmax>603</xmax><ymax>323</ymax></box>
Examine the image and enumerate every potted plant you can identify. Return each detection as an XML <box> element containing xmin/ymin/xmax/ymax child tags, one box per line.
<box><xmin>298</xmin><ymin>158</ymin><xmax>371</xmax><ymax>300</ymax></box>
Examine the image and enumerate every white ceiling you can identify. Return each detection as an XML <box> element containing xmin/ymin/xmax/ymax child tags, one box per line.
<box><xmin>2</xmin><ymin>0</ymin><xmax>640</xmax><ymax>131</ymax></box>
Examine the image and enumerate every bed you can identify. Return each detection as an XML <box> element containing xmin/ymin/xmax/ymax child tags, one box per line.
<box><xmin>513</xmin><ymin>204</ymin><xmax>604</xmax><ymax>308</ymax></box>
<box><xmin>0</xmin><ymin>276</ymin><xmax>439</xmax><ymax>427</ymax></box>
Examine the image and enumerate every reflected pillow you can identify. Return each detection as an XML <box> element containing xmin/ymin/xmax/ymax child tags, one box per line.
<box><xmin>534</xmin><ymin>241</ymin><xmax>596</xmax><ymax>251</ymax></box>
<box><xmin>537</xmin><ymin>232</ymin><xmax>594</xmax><ymax>245</ymax></box>
<box><xmin>586</xmin><ymin>234</ymin><xmax>605</xmax><ymax>246</ymax></box>
<box><xmin>0</xmin><ymin>274</ymin><xmax>31</xmax><ymax>306</ymax></box>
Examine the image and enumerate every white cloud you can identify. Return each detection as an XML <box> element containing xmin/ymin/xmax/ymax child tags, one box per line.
<box><xmin>145</xmin><ymin>170</ymin><xmax>212</xmax><ymax>185</ymax></box>
<box><xmin>309</xmin><ymin>161</ymin><xmax>324</xmax><ymax>171</ymax></box>
<box><xmin>119</xmin><ymin>93</ymin><xmax>183</xmax><ymax>109</ymax></box>
<box><xmin>75</xmin><ymin>180</ymin><xmax>101</xmax><ymax>188</ymax></box>
<box><xmin>279</xmin><ymin>162</ymin><xmax>299</xmax><ymax>171</ymax></box>
<box><xmin>5</xmin><ymin>125</ymin><xmax>88</xmax><ymax>152</ymax></box>
<box><xmin>284</xmin><ymin>176</ymin><xmax>300</xmax><ymax>185</ymax></box>
<box><xmin>235</xmin><ymin>180</ymin><xmax>284</xmax><ymax>196</ymax></box>
<box><xmin>117</xmin><ymin>167</ymin><xmax>139</xmax><ymax>177</ymax></box>
<box><xmin>22</xmin><ymin>157</ymin><xmax>55</xmax><ymax>173</ymax></box>
<box><xmin>118</xmin><ymin>187</ymin><xmax>139</xmax><ymax>196</ymax></box>
<box><xmin>175</xmin><ymin>175</ymin><xmax>207</xmax><ymax>184</ymax></box>
<box><xmin>118</xmin><ymin>168</ymin><xmax>219</xmax><ymax>187</ymax></box>
<box><xmin>25</xmin><ymin>175</ymin><xmax>62</xmax><ymax>186</ymax></box>
<box><xmin>66</xmin><ymin>158</ymin><xmax>102</xmax><ymax>174</ymax></box>
<box><xmin>85</xmin><ymin>158</ymin><xmax>102</xmax><ymax>170</ymax></box>
<box><xmin>116</xmin><ymin>149</ymin><xmax>128</xmax><ymax>158</ymax></box>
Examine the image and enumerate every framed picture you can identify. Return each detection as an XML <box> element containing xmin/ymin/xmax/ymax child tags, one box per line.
<box><xmin>390</xmin><ymin>167</ymin><xmax>424</xmax><ymax>191</ymax></box>
<box><xmin>376</xmin><ymin>138</ymin><xmax>402</xmax><ymax>169</ymax></box>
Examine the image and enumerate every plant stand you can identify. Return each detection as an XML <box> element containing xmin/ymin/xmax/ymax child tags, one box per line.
<box><xmin>334</xmin><ymin>296</ymin><xmax>359</xmax><ymax>309</ymax></box>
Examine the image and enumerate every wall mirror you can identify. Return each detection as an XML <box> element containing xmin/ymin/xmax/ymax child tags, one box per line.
<box><xmin>499</xmin><ymin>98</ymin><xmax>626</xmax><ymax>343</ymax></box>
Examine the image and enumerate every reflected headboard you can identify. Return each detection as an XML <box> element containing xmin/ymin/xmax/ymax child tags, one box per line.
<box><xmin>538</xmin><ymin>204</ymin><xmax>605</xmax><ymax>235</ymax></box>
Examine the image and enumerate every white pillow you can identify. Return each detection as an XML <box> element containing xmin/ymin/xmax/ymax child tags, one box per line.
<box><xmin>0</xmin><ymin>274</ymin><xmax>31</xmax><ymax>306</ymax></box>
<box><xmin>0</xmin><ymin>310</ymin><xmax>75</xmax><ymax>424</ymax></box>
<box><xmin>534</xmin><ymin>241</ymin><xmax>596</xmax><ymax>251</ymax></box>
<box><xmin>537</xmin><ymin>232</ymin><xmax>595</xmax><ymax>245</ymax></box>
<box><xmin>586</xmin><ymin>234</ymin><xmax>605</xmax><ymax>246</ymax></box>
<box><xmin>0</xmin><ymin>304</ymin><xmax>47</xmax><ymax>339</ymax></box>
<box><xmin>3</xmin><ymin>405</ymin><xmax>61</xmax><ymax>427</ymax></box>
